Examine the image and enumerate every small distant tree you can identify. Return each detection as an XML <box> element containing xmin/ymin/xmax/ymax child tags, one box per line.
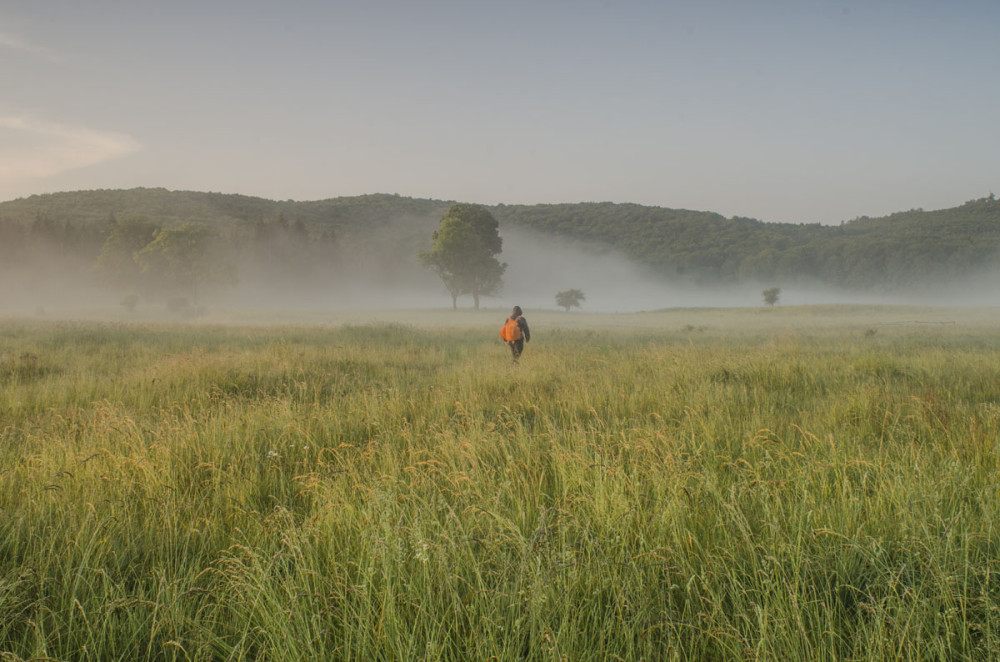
<box><xmin>763</xmin><ymin>287</ymin><xmax>781</xmax><ymax>306</ymax></box>
<box><xmin>419</xmin><ymin>204</ymin><xmax>505</xmax><ymax>309</ymax></box>
<box><xmin>555</xmin><ymin>288</ymin><xmax>585</xmax><ymax>311</ymax></box>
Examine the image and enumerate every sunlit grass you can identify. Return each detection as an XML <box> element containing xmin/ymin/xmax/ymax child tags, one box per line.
<box><xmin>2</xmin><ymin>308</ymin><xmax>1000</xmax><ymax>659</ymax></box>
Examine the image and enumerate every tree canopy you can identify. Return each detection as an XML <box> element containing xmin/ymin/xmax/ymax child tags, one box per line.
<box><xmin>136</xmin><ymin>223</ymin><xmax>235</xmax><ymax>304</ymax></box>
<box><xmin>94</xmin><ymin>215</ymin><xmax>159</xmax><ymax>295</ymax></box>
<box><xmin>419</xmin><ymin>204</ymin><xmax>506</xmax><ymax>309</ymax></box>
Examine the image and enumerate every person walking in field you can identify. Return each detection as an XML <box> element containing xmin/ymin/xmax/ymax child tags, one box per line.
<box><xmin>500</xmin><ymin>305</ymin><xmax>530</xmax><ymax>362</ymax></box>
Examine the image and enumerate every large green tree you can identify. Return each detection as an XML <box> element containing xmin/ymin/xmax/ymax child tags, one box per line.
<box><xmin>136</xmin><ymin>223</ymin><xmax>235</xmax><ymax>304</ymax></box>
<box><xmin>420</xmin><ymin>204</ymin><xmax>506</xmax><ymax>309</ymax></box>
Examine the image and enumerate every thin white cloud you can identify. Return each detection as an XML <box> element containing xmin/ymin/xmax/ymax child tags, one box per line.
<box><xmin>0</xmin><ymin>115</ymin><xmax>141</xmax><ymax>181</ymax></box>
<box><xmin>0</xmin><ymin>30</ymin><xmax>59</xmax><ymax>60</ymax></box>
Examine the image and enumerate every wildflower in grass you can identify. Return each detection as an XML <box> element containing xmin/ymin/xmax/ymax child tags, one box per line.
<box><xmin>414</xmin><ymin>540</ymin><xmax>430</xmax><ymax>564</ymax></box>
<box><xmin>267</xmin><ymin>450</ymin><xmax>279</xmax><ymax>458</ymax></box>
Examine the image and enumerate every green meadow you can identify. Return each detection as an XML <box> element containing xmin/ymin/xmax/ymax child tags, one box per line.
<box><xmin>2</xmin><ymin>306</ymin><xmax>1000</xmax><ymax>660</ymax></box>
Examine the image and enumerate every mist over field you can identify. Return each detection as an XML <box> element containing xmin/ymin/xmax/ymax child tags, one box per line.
<box><xmin>4</xmin><ymin>195</ymin><xmax>1000</xmax><ymax>321</ymax></box>
<box><xmin>3</xmin><ymin>189</ymin><xmax>1000</xmax><ymax>320</ymax></box>
<box><xmin>214</xmin><ymin>224</ymin><xmax>1000</xmax><ymax>314</ymax></box>
<box><xmin>0</xmin><ymin>246</ymin><xmax>100</xmax><ymax>313</ymax></box>
<box><xmin>1</xmin><ymin>229</ymin><xmax>997</xmax><ymax>323</ymax></box>
<box><xmin>0</xmin><ymin>239</ymin><xmax>804</xmax><ymax>317</ymax></box>
<box><xmin>436</xmin><ymin>227</ymin><xmax>1000</xmax><ymax>312</ymax></box>
<box><xmin>497</xmin><ymin>227</ymin><xmax>771</xmax><ymax>312</ymax></box>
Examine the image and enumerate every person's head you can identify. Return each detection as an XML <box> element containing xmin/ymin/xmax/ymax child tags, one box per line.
<box><xmin>511</xmin><ymin>305</ymin><xmax>522</xmax><ymax>318</ymax></box>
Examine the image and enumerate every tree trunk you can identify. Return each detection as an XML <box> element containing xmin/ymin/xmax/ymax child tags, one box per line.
<box><xmin>473</xmin><ymin>292</ymin><xmax>480</xmax><ymax>309</ymax></box>
<box><xmin>451</xmin><ymin>292</ymin><xmax>457</xmax><ymax>310</ymax></box>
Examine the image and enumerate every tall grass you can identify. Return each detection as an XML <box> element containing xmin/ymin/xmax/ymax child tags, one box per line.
<box><xmin>2</xmin><ymin>312</ymin><xmax>1000</xmax><ymax>660</ymax></box>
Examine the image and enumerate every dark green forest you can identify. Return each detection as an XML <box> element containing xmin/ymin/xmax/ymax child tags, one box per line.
<box><xmin>1</xmin><ymin>188</ymin><xmax>998</xmax><ymax>310</ymax></box>
<box><xmin>494</xmin><ymin>196</ymin><xmax>1000</xmax><ymax>288</ymax></box>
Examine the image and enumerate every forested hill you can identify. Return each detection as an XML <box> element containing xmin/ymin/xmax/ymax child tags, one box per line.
<box><xmin>494</xmin><ymin>196</ymin><xmax>1000</xmax><ymax>289</ymax></box>
<box><xmin>2</xmin><ymin>188</ymin><xmax>999</xmax><ymax>292</ymax></box>
<box><xmin>0</xmin><ymin>188</ymin><xmax>453</xmax><ymax>242</ymax></box>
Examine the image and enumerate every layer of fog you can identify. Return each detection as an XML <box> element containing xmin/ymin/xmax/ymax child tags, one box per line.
<box><xmin>224</xmin><ymin>223</ymin><xmax>1000</xmax><ymax>314</ymax></box>
<box><xmin>3</xmin><ymin>222</ymin><xmax>1000</xmax><ymax>319</ymax></box>
<box><xmin>484</xmin><ymin>227</ymin><xmax>966</xmax><ymax>313</ymax></box>
<box><xmin>495</xmin><ymin>228</ymin><xmax>751</xmax><ymax>312</ymax></box>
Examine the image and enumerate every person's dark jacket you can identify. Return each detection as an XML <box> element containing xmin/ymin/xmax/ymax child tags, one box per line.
<box><xmin>514</xmin><ymin>315</ymin><xmax>530</xmax><ymax>342</ymax></box>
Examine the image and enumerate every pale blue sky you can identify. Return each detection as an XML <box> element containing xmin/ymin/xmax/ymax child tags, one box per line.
<box><xmin>2</xmin><ymin>0</ymin><xmax>997</xmax><ymax>223</ymax></box>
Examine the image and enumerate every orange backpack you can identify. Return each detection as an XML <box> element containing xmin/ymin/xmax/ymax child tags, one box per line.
<box><xmin>500</xmin><ymin>317</ymin><xmax>522</xmax><ymax>341</ymax></box>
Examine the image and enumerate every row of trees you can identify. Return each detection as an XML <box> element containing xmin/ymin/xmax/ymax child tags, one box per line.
<box><xmin>98</xmin><ymin>214</ymin><xmax>343</xmax><ymax>307</ymax></box>
<box><xmin>0</xmin><ymin>211</ymin><xmax>341</xmax><ymax>311</ymax></box>
<box><xmin>0</xmin><ymin>214</ymin><xmax>105</xmax><ymax>263</ymax></box>
<box><xmin>95</xmin><ymin>218</ymin><xmax>235</xmax><ymax>305</ymax></box>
